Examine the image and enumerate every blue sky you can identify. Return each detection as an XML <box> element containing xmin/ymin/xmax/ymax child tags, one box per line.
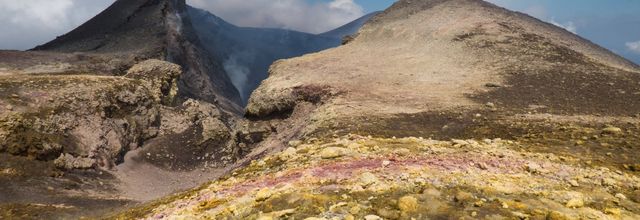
<box><xmin>304</xmin><ymin>0</ymin><xmax>394</xmax><ymax>12</ymax></box>
<box><xmin>352</xmin><ymin>0</ymin><xmax>395</xmax><ymax>12</ymax></box>
<box><xmin>486</xmin><ymin>0</ymin><xmax>640</xmax><ymax>64</ymax></box>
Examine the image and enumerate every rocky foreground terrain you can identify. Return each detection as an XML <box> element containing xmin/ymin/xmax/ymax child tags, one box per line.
<box><xmin>2</xmin><ymin>0</ymin><xmax>640</xmax><ymax>219</ymax></box>
<box><xmin>114</xmin><ymin>136</ymin><xmax>640</xmax><ymax>219</ymax></box>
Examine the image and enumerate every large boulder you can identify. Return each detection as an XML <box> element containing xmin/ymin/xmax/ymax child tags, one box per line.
<box><xmin>125</xmin><ymin>59</ymin><xmax>182</xmax><ymax>105</ymax></box>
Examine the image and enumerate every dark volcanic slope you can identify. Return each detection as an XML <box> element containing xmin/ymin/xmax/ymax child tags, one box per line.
<box><xmin>33</xmin><ymin>0</ymin><xmax>242</xmax><ymax>110</ymax></box>
<box><xmin>33</xmin><ymin>0</ymin><xmax>165</xmax><ymax>53</ymax></box>
<box><xmin>188</xmin><ymin>7</ymin><xmax>347</xmax><ymax>102</ymax></box>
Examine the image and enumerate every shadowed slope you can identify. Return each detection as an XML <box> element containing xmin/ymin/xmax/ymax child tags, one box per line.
<box><xmin>33</xmin><ymin>0</ymin><xmax>164</xmax><ymax>53</ymax></box>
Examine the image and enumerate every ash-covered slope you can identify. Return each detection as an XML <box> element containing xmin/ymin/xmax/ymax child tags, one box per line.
<box><xmin>33</xmin><ymin>0</ymin><xmax>242</xmax><ymax>110</ymax></box>
<box><xmin>188</xmin><ymin>7</ymin><xmax>349</xmax><ymax>102</ymax></box>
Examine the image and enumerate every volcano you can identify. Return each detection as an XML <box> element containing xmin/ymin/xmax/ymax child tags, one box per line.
<box><xmin>33</xmin><ymin>0</ymin><xmax>242</xmax><ymax>111</ymax></box>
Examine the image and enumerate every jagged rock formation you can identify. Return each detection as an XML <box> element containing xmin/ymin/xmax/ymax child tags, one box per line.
<box><xmin>0</xmin><ymin>59</ymin><xmax>179</xmax><ymax>168</ymax></box>
<box><xmin>117</xmin><ymin>0</ymin><xmax>640</xmax><ymax>219</ymax></box>
<box><xmin>0</xmin><ymin>59</ymin><xmax>184</xmax><ymax>219</ymax></box>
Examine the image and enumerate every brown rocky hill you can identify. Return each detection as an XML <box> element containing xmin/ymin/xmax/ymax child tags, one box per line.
<box><xmin>242</xmin><ymin>0</ymin><xmax>640</xmax><ymax>181</ymax></box>
<box><xmin>248</xmin><ymin>0</ymin><xmax>640</xmax><ymax>127</ymax></box>
<box><xmin>115</xmin><ymin>0</ymin><xmax>640</xmax><ymax>219</ymax></box>
<box><xmin>246</xmin><ymin>0</ymin><xmax>640</xmax><ymax>152</ymax></box>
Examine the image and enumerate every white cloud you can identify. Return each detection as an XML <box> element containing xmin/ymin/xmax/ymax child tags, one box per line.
<box><xmin>2</xmin><ymin>0</ymin><xmax>74</xmax><ymax>29</ymax></box>
<box><xmin>626</xmin><ymin>41</ymin><xmax>640</xmax><ymax>53</ymax></box>
<box><xmin>550</xmin><ymin>20</ymin><xmax>577</xmax><ymax>34</ymax></box>
<box><xmin>0</xmin><ymin>0</ymin><xmax>113</xmax><ymax>50</ymax></box>
<box><xmin>187</xmin><ymin>0</ymin><xmax>364</xmax><ymax>34</ymax></box>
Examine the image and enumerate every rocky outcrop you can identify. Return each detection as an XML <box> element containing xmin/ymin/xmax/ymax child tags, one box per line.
<box><xmin>0</xmin><ymin>56</ymin><xmax>254</xmax><ymax>172</ymax></box>
<box><xmin>0</xmin><ymin>53</ymin><xmax>252</xmax><ymax>219</ymax></box>
<box><xmin>135</xmin><ymin>98</ymin><xmax>241</xmax><ymax>171</ymax></box>
<box><xmin>0</xmin><ymin>60</ymin><xmax>182</xmax><ymax>169</ymax></box>
<box><xmin>125</xmin><ymin>60</ymin><xmax>182</xmax><ymax>105</ymax></box>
